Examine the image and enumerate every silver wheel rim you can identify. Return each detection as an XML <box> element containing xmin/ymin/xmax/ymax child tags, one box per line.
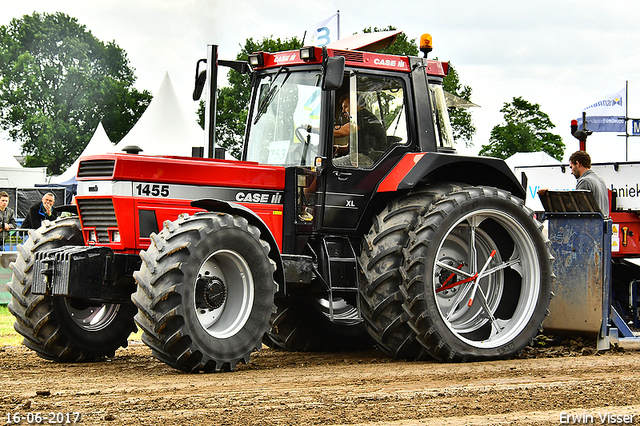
<box><xmin>65</xmin><ymin>300</ymin><xmax>120</xmax><ymax>332</ymax></box>
<box><xmin>432</xmin><ymin>208</ymin><xmax>540</xmax><ymax>348</ymax></box>
<box><xmin>194</xmin><ymin>249</ymin><xmax>254</xmax><ymax>339</ymax></box>
<box><xmin>314</xmin><ymin>298</ymin><xmax>361</xmax><ymax>325</ymax></box>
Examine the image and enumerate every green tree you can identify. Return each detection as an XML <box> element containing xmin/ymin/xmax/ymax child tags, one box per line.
<box><xmin>479</xmin><ymin>97</ymin><xmax>565</xmax><ymax>160</ymax></box>
<box><xmin>198</xmin><ymin>36</ymin><xmax>302</xmax><ymax>159</ymax></box>
<box><xmin>0</xmin><ymin>12</ymin><xmax>151</xmax><ymax>175</ymax></box>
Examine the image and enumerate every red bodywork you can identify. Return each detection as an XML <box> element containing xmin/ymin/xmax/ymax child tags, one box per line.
<box><xmin>253</xmin><ymin>46</ymin><xmax>447</xmax><ymax>77</ymax></box>
<box><xmin>611</xmin><ymin>211</ymin><xmax>640</xmax><ymax>258</ymax></box>
<box><xmin>75</xmin><ymin>153</ymin><xmax>286</xmax><ymax>253</ymax></box>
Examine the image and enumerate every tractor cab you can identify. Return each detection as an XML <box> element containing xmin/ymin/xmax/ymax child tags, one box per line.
<box><xmin>240</xmin><ymin>32</ymin><xmax>454</xmax><ymax>241</ymax></box>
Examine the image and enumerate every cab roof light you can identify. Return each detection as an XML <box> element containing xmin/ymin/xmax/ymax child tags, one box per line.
<box><xmin>248</xmin><ymin>53</ymin><xmax>264</xmax><ymax>68</ymax></box>
<box><xmin>420</xmin><ymin>33</ymin><xmax>433</xmax><ymax>57</ymax></box>
<box><xmin>299</xmin><ymin>46</ymin><xmax>317</xmax><ymax>61</ymax></box>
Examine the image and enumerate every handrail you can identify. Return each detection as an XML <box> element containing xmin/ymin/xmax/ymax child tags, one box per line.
<box><xmin>1</xmin><ymin>229</ymin><xmax>30</xmax><ymax>252</ymax></box>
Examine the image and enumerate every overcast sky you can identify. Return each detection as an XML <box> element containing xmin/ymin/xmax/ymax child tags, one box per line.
<box><xmin>3</xmin><ymin>0</ymin><xmax>640</xmax><ymax>162</ymax></box>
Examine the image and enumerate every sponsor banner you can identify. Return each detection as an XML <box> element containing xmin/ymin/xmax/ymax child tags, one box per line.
<box><xmin>576</xmin><ymin>87</ymin><xmax>625</xmax><ymax>133</ymax></box>
<box><xmin>576</xmin><ymin>115</ymin><xmax>625</xmax><ymax>133</ymax></box>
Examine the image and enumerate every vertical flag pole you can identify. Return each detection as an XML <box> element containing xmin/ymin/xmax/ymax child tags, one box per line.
<box><xmin>626</xmin><ymin>80</ymin><xmax>629</xmax><ymax>161</ymax></box>
<box><xmin>580</xmin><ymin>112</ymin><xmax>587</xmax><ymax>152</ymax></box>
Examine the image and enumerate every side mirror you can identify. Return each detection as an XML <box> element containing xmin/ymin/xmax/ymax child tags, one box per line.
<box><xmin>193</xmin><ymin>59</ymin><xmax>207</xmax><ymax>101</ymax></box>
<box><xmin>322</xmin><ymin>56</ymin><xmax>345</xmax><ymax>91</ymax></box>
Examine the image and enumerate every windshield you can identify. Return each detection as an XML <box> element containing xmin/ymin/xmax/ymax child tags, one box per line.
<box><xmin>245</xmin><ymin>69</ymin><xmax>322</xmax><ymax>166</ymax></box>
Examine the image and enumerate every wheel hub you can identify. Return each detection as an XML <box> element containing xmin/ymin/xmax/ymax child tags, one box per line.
<box><xmin>195</xmin><ymin>275</ymin><xmax>226</xmax><ymax>310</ymax></box>
<box><xmin>436</xmin><ymin>259</ymin><xmax>463</xmax><ymax>297</ymax></box>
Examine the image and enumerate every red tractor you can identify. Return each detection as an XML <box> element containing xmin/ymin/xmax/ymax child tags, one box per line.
<box><xmin>8</xmin><ymin>31</ymin><xmax>552</xmax><ymax>371</ymax></box>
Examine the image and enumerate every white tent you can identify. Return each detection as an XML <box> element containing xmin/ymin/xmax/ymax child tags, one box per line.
<box><xmin>51</xmin><ymin>122</ymin><xmax>115</xmax><ymax>184</ymax></box>
<box><xmin>0</xmin><ymin>139</ymin><xmax>23</xmax><ymax>168</ymax></box>
<box><xmin>0</xmin><ymin>138</ymin><xmax>48</xmax><ymax>187</ymax></box>
<box><xmin>115</xmin><ymin>72</ymin><xmax>204</xmax><ymax>157</ymax></box>
<box><xmin>505</xmin><ymin>152</ymin><xmax>561</xmax><ymax>170</ymax></box>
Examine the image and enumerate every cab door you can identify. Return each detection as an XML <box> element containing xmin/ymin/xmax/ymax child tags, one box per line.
<box><xmin>320</xmin><ymin>72</ymin><xmax>413</xmax><ymax>231</ymax></box>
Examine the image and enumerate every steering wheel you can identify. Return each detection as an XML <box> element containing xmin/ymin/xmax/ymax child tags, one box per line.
<box><xmin>295</xmin><ymin>125</ymin><xmax>318</xmax><ymax>166</ymax></box>
<box><xmin>295</xmin><ymin>125</ymin><xmax>308</xmax><ymax>145</ymax></box>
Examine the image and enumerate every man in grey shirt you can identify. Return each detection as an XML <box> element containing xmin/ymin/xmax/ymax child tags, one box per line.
<box><xmin>569</xmin><ymin>150</ymin><xmax>609</xmax><ymax>216</ymax></box>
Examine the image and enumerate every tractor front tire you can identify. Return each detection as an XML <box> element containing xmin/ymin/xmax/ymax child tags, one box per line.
<box><xmin>8</xmin><ymin>217</ymin><xmax>137</xmax><ymax>362</ymax></box>
<box><xmin>132</xmin><ymin>212</ymin><xmax>276</xmax><ymax>372</ymax></box>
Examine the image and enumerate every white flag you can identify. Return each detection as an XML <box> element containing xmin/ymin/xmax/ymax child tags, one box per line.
<box><xmin>577</xmin><ymin>87</ymin><xmax>625</xmax><ymax>132</ymax></box>
<box><xmin>309</xmin><ymin>13</ymin><xmax>339</xmax><ymax>47</ymax></box>
<box><xmin>582</xmin><ymin>87</ymin><xmax>625</xmax><ymax>116</ymax></box>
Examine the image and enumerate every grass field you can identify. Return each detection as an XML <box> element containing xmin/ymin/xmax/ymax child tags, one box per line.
<box><xmin>0</xmin><ymin>305</ymin><xmax>21</xmax><ymax>347</ymax></box>
<box><xmin>0</xmin><ymin>304</ymin><xmax>143</xmax><ymax>347</ymax></box>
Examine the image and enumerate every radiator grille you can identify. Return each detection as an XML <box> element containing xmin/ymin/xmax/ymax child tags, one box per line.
<box><xmin>77</xmin><ymin>159</ymin><xmax>115</xmax><ymax>177</ymax></box>
<box><xmin>77</xmin><ymin>198</ymin><xmax>118</xmax><ymax>243</ymax></box>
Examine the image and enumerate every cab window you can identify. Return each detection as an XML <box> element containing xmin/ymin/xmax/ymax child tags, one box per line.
<box><xmin>332</xmin><ymin>74</ymin><xmax>408</xmax><ymax>168</ymax></box>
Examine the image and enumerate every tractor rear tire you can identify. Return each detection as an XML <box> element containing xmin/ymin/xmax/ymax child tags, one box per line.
<box><xmin>358</xmin><ymin>185</ymin><xmax>461</xmax><ymax>360</ymax></box>
<box><xmin>7</xmin><ymin>217</ymin><xmax>137</xmax><ymax>362</ymax></box>
<box><xmin>132</xmin><ymin>212</ymin><xmax>276</xmax><ymax>372</ymax></box>
<box><xmin>265</xmin><ymin>296</ymin><xmax>374</xmax><ymax>352</ymax></box>
<box><xmin>401</xmin><ymin>186</ymin><xmax>552</xmax><ymax>361</ymax></box>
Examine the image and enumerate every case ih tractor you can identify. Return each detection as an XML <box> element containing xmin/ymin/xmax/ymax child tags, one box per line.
<box><xmin>8</xmin><ymin>31</ymin><xmax>552</xmax><ymax>372</ymax></box>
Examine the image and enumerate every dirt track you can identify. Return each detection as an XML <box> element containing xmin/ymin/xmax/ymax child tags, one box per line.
<box><xmin>2</xmin><ymin>339</ymin><xmax>640</xmax><ymax>426</ymax></box>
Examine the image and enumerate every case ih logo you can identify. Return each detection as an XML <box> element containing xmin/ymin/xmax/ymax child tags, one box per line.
<box><xmin>235</xmin><ymin>191</ymin><xmax>283</xmax><ymax>204</ymax></box>
<box><xmin>374</xmin><ymin>58</ymin><xmax>406</xmax><ymax>68</ymax></box>
<box><xmin>273</xmin><ymin>54</ymin><xmax>296</xmax><ymax>63</ymax></box>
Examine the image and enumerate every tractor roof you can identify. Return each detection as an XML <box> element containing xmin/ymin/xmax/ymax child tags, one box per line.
<box><xmin>326</xmin><ymin>30</ymin><xmax>403</xmax><ymax>52</ymax></box>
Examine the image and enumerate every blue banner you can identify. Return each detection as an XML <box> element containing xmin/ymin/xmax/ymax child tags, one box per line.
<box><xmin>577</xmin><ymin>116</ymin><xmax>625</xmax><ymax>133</ymax></box>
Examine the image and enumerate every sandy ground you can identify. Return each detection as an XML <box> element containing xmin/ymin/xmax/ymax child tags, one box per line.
<box><xmin>2</xmin><ymin>338</ymin><xmax>640</xmax><ymax>426</ymax></box>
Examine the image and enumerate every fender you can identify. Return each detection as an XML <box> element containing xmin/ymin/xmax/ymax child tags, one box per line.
<box><xmin>191</xmin><ymin>198</ymin><xmax>284</xmax><ymax>287</ymax></box>
<box><xmin>377</xmin><ymin>152</ymin><xmax>525</xmax><ymax>199</ymax></box>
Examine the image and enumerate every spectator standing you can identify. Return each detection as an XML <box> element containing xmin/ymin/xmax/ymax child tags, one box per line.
<box><xmin>569</xmin><ymin>150</ymin><xmax>609</xmax><ymax>216</ymax></box>
<box><xmin>0</xmin><ymin>191</ymin><xmax>17</xmax><ymax>246</ymax></box>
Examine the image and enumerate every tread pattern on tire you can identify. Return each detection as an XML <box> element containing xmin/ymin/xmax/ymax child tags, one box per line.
<box><xmin>132</xmin><ymin>212</ymin><xmax>276</xmax><ymax>373</ymax></box>
<box><xmin>358</xmin><ymin>184</ymin><xmax>462</xmax><ymax>360</ymax></box>
<box><xmin>7</xmin><ymin>217</ymin><xmax>136</xmax><ymax>362</ymax></box>
<box><xmin>399</xmin><ymin>186</ymin><xmax>553</xmax><ymax>362</ymax></box>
